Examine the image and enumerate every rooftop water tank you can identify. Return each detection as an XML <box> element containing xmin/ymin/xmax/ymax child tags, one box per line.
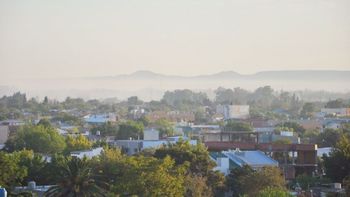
<box><xmin>28</xmin><ymin>181</ymin><xmax>36</xmax><ymax>190</ymax></box>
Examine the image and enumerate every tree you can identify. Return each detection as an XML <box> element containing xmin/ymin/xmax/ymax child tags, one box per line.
<box><xmin>162</xmin><ymin>89</ymin><xmax>208</xmax><ymax>108</ymax></box>
<box><xmin>111</xmin><ymin>156</ymin><xmax>186</xmax><ymax>197</ymax></box>
<box><xmin>215</xmin><ymin>87</ymin><xmax>235</xmax><ymax>104</ymax></box>
<box><xmin>5</xmin><ymin>125</ymin><xmax>66</xmax><ymax>154</ymax></box>
<box><xmin>250</xmin><ymin>86</ymin><xmax>275</xmax><ymax>110</ymax></box>
<box><xmin>65</xmin><ymin>134</ymin><xmax>92</xmax><ymax>153</ymax></box>
<box><xmin>232</xmin><ymin>87</ymin><xmax>250</xmax><ymax>105</ymax></box>
<box><xmin>16</xmin><ymin>150</ymin><xmax>48</xmax><ymax>185</ymax></box>
<box><xmin>224</xmin><ymin>120</ymin><xmax>252</xmax><ymax>132</ymax></box>
<box><xmin>226</xmin><ymin>165</ymin><xmax>254</xmax><ymax>197</ymax></box>
<box><xmin>325</xmin><ymin>99</ymin><xmax>346</xmax><ymax>108</ymax></box>
<box><xmin>184</xmin><ymin>175</ymin><xmax>212</xmax><ymax>197</ymax></box>
<box><xmin>227</xmin><ymin>166</ymin><xmax>286</xmax><ymax>197</ymax></box>
<box><xmin>293</xmin><ymin>174</ymin><xmax>330</xmax><ymax>190</ymax></box>
<box><xmin>43</xmin><ymin>96</ymin><xmax>49</xmax><ymax>105</ymax></box>
<box><xmin>276</xmin><ymin>122</ymin><xmax>305</xmax><ymax>135</ymax></box>
<box><xmin>127</xmin><ymin>96</ymin><xmax>142</xmax><ymax>105</ymax></box>
<box><xmin>153</xmin><ymin>118</ymin><xmax>175</xmax><ymax>137</ymax></box>
<box><xmin>323</xmin><ymin>135</ymin><xmax>350</xmax><ymax>183</ymax></box>
<box><xmin>45</xmin><ymin>157</ymin><xmax>107</xmax><ymax>197</ymax></box>
<box><xmin>257</xmin><ymin>187</ymin><xmax>292</xmax><ymax>197</ymax></box>
<box><xmin>300</xmin><ymin>102</ymin><xmax>315</xmax><ymax>118</ymax></box>
<box><xmin>91</xmin><ymin>122</ymin><xmax>118</xmax><ymax>136</ymax></box>
<box><xmin>51</xmin><ymin>113</ymin><xmax>82</xmax><ymax>126</ymax></box>
<box><xmin>37</xmin><ymin>118</ymin><xmax>52</xmax><ymax>128</ymax></box>
<box><xmin>92</xmin><ymin>147</ymin><xmax>123</xmax><ymax>184</ymax></box>
<box><xmin>0</xmin><ymin>151</ymin><xmax>27</xmax><ymax>189</ymax></box>
<box><xmin>117</xmin><ymin>120</ymin><xmax>144</xmax><ymax>140</ymax></box>
<box><xmin>154</xmin><ymin>140</ymin><xmax>225</xmax><ymax>196</ymax></box>
<box><xmin>155</xmin><ymin>140</ymin><xmax>215</xmax><ymax>175</ymax></box>
<box><xmin>316</xmin><ymin>129</ymin><xmax>342</xmax><ymax>147</ymax></box>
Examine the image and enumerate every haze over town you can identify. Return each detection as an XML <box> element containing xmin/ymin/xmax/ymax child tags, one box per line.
<box><xmin>1</xmin><ymin>0</ymin><xmax>350</xmax><ymax>196</ymax></box>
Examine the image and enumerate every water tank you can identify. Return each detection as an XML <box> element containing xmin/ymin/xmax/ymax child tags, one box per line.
<box><xmin>28</xmin><ymin>181</ymin><xmax>36</xmax><ymax>190</ymax></box>
<box><xmin>334</xmin><ymin>183</ymin><xmax>342</xmax><ymax>189</ymax></box>
<box><xmin>0</xmin><ymin>188</ymin><xmax>7</xmax><ymax>197</ymax></box>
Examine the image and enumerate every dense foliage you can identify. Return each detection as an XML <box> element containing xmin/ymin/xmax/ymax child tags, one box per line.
<box><xmin>226</xmin><ymin>165</ymin><xmax>286</xmax><ymax>197</ymax></box>
<box><xmin>5</xmin><ymin>125</ymin><xmax>66</xmax><ymax>154</ymax></box>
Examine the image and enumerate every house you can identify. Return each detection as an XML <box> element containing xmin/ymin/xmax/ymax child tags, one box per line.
<box><xmin>324</xmin><ymin>122</ymin><xmax>341</xmax><ymax>130</ymax></box>
<box><xmin>144</xmin><ymin>129</ymin><xmax>159</xmax><ymax>140</ymax></box>
<box><xmin>321</xmin><ymin>108</ymin><xmax>350</xmax><ymax>117</ymax></box>
<box><xmin>0</xmin><ymin>126</ymin><xmax>10</xmax><ymax>149</ymax></box>
<box><xmin>70</xmin><ymin>147</ymin><xmax>104</xmax><ymax>159</ymax></box>
<box><xmin>205</xmin><ymin>139</ymin><xmax>318</xmax><ymax>179</ymax></box>
<box><xmin>298</xmin><ymin>120</ymin><xmax>322</xmax><ymax>131</ymax></box>
<box><xmin>317</xmin><ymin>147</ymin><xmax>332</xmax><ymax>157</ymax></box>
<box><xmin>146</xmin><ymin>111</ymin><xmax>195</xmax><ymax>122</ymax></box>
<box><xmin>128</xmin><ymin>106</ymin><xmax>146</xmax><ymax>120</ymax></box>
<box><xmin>14</xmin><ymin>182</ymin><xmax>53</xmax><ymax>197</ymax></box>
<box><xmin>110</xmin><ymin>137</ymin><xmax>197</xmax><ymax>155</ymax></box>
<box><xmin>0</xmin><ymin>119</ymin><xmax>24</xmax><ymax>126</ymax></box>
<box><xmin>251</xmin><ymin>119</ymin><xmax>277</xmax><ymax>133</ymax></box>
<box><xmin>211</xmin><ymin>149</ymin><xmax>278</xmax><ymax>175</ymax></box>
<box><xmin>216</xmin><ymin>105</ymin><xmax>250</xmax><ymax>120</ymax></box>
<box><xmin>84</xmin><ymin>113</ymin><xmax>117</xmax><ymax>125</ymax></box>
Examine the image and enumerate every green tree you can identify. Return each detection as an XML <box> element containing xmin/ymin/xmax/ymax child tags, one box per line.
<box><xmin>184</xmin><ymin>175</ymin><xmax>212</xmax><ymax>197</ymax></box>
<box><xmin>65</xmin><ymin>134</ymin><xmax>92</xmax><ymax>153</ymax></box>
<box><xmin>117</xmin><ymin>121</ymin><xmax>144</xmax><ymax>140</ymax></box>
<box><xmin>162</xmin><ymin>89</ymin><xmax>208</xmax><ymax>107</ymax></box>
<box><xmin>300</xmin><ymin>102</ymin><xmax>315</xmax><ymax>118</ymax></box>
<box><xmin>5</xmin><ymin>125</ymin><xmax>66</xmax><ymax>154</ymax></box>
<box><xmin>293</xmin><ymin>174</ymin><xmax>330</xmax><ymax>190</ymax></box>
<box><xmin>51</xmin><ymin>113</ymin><xmax>82</xmax><ymax>126</ymax></box>
<box><xmin>325</xmin><ymin>99</ymin><xmax>346</xmax><ymax>108</ymax></box>
<box><xmin>127</xmin><ymin>96</ymin><xmax>142</xmax><ymax>105</ymax></box>
<box><xmin>111</xmin><ymin>155</ymin><xmax>186</xmax><ymax>197</ymax></box>
<box><xmin>0</xmin><ymin>151</ymin><xmax>27</xmax><ymax>189</ymax></box>
<box><xmin>215</xmin><ymin>87</ymin><xmax>235</xmax><ymax>104</ymax></box>
<box><xmin>323</xmin><ymin>135</ymin><xmax>350</xmax><ymax>183</ymax></box>
<box><xmin>250</xmin><ymin>86</ymin><xmax>275</xmax><ymax>110</ymax></box>
<box><xmin>276</xmin><ymin>122</ymin><xmax>305</xmax><ymax>135</ymax></box>
<box><xmin>154</xmin><ymin>140</ymin><xmax>225</xmax><ymax>196</ymax></box>
<box><xmin>90</xmin><ymin>147</ymin><xmax>123</xmax><ymax>186</ymax></box>
<box><xmin>16</xmin><ymin>150</ymin><xmax>48</xmax><ymax>185</ymax></box>
<box><xmin>45</xmin><ymin>157</ymin><xmax>107</xmax><ymax>197</ymax></box>
<box><xmin>226</xmin><ymin>165</ymin><xmax>254</xmax><ymax>197</ymax></box>
<box><xmin>37</xmin><ymin>118</ymin><xmax>52</xmax><ymax>128</ymax></box>
<box><xmin>91</xmin><ymin>122</ymin><xmax>118</xmax><ymax>136</ymax></box>
<box><xmin>224</xmin><ymin>120</ymin><xmax>252</xmax><ymax>132</ymax></box>
<box><xmin>316</xmin><ymin>129</ymin><xmax>342</xmax><ymax>147</ymax></box>
<box><xmin>257</xmin><ymin>187</ymin><xmax>292</xmax><ymax>197</ymax></box>
<box><xmin>227</xmin><ymin>166</ymin><xmax>286</xmax><ymax>197</ymax></box>
<box><xmin>153</xmin><ymin>118</ymin><xmax>175</xmax><ymax>137</ymax></box>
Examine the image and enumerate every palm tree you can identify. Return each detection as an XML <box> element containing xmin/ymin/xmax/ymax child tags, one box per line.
<box><xmin>44</xmin><ymin>157</ymin><xmax>107</xmax><ymax>197</ymax></box>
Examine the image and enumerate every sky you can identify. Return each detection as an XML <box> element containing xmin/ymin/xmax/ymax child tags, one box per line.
<box><xmin>0</xmin><ymin>0</ymin><xmax>350</xmax><ymax>80</ymax></box>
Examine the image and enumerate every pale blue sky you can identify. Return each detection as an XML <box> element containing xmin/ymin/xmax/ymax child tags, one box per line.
<box><xmin>0</xmin><ymin>0</ymin><xmax>349</xmax><ymax>79</ymax></box>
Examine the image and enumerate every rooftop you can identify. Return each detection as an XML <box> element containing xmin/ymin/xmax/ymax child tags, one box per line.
<box><xmin>222</xmin><ymin>150</ymin><xmax>278</xmax><ymax>168</ymax></box>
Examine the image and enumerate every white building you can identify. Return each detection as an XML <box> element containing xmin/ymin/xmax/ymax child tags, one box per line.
<box><xmin>144</xmin><ymin>129</ymin><xmax>159</xmax><ymax>140</ymax></box>
<box><xmin>70</xmin><ymin>147</ymin><xmax>104</xmax><ymax>159</ymax></box>
<box><xmin>0</xmin><ymin>126</ymin><xmax>10</xmax><ymax>147</ymax></box>
<box><xmin>216</xmin><ymin>105</ymin><xmax>250</xmax><ymax>120</ymax></box>
<box><xmin>110</xmin><ymin>137</ymin><xmax>197</xmax><ymax>155</ymax></box>
<box><xmin>321</xmin><ymin>108</ymin><xmax>350</xmax><ymax>117</ymax></box>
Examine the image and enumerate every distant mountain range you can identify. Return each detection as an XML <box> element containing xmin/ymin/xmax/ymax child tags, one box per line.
<box><xmin>95</xmin><ymin>70</ymin><xmax>350</xmax><ymax>81</ymax></box>
<box><xmin>1</xmin><ymin>70</ymin><xmax>349</xmax><ymax>101</ymax></box>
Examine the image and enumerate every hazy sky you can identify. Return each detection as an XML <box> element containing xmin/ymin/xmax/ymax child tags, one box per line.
<box><xmin>1</xmin><ymin>0</ymin><xmax>349</xmax><ymax>79</ymax></box>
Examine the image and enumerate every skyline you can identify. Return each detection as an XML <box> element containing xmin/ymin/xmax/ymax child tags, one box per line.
<box><xmin>0</xmin><ymin>0</ymin><xmax>349</xmax><ymax>80</ymax></box>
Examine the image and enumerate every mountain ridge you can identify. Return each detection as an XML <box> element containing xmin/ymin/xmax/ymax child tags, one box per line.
<box><xmin>98</xmin><ymin>69</ymin><xmax>350</xmax><ymax>81</ymax></box>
